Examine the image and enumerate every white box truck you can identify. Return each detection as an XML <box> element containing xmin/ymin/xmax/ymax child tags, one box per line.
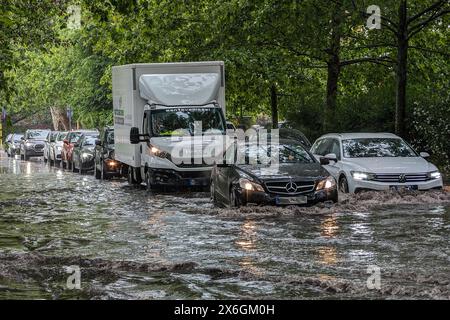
<box><xmin>112</xmin><ymin>61</ymin><xmax>227</xmax><ymax>188</ymax></box>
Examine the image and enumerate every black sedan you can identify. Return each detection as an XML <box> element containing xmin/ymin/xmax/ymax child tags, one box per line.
<box><xmin>72</xmin><ymin>135</ymin><xmax>98</xmax><ymax>174</ymax></box>
<box><xmin>211</xmin><ymin>139</ymin><xmax>338</xmax><ymax>207</ymax></box>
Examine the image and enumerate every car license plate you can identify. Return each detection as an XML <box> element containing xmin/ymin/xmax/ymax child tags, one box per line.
<box><xmin>390</xmin><ymin>185</ymin><xmax>418</xmax><ymax>191</ymax></box>
<box><xmin>276</xmin><ymin>196</ymin><xmax>308</xmax><ymax>205</ymax></box>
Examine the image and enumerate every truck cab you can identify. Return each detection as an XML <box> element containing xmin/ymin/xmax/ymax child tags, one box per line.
<box><xmin>112</xmin><ymin>62</ymin><xmax>228</xmax><ymax>190</ymax></box>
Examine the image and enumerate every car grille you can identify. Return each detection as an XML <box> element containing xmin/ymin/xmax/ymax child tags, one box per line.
<box><xmin>176</xmin><ymin>159</ymin><xmax>212</xmax><ymax>168</ymax></box>
<box><xmin>373</xmin><ymin>173</ymin><xmax>429</xmax><ymax>183</ymax></box>
<box><xmin>34</xmin><ymin>144</ymin><xmax>45</xmax><ymax>151</ymax></box>
<box><xmin>265</xmin><ymin>180</ymin><xmax>316</xmax><ymax>195</ymax></box>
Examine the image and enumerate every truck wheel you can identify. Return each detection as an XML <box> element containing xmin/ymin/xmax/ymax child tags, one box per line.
<box><xmin>128</xmin><ymin>167</ymin><xmax>142</xmax><ymax>186</ymax></box>
<box><xmin>210</xmin><ymin>180</ymin><xmax>217</xmax><ymax>206</ymax></box>
<box><xmin>145</xmin><ymin>171</ymin><xmax>152</xmax><ymax>191</ymax></box>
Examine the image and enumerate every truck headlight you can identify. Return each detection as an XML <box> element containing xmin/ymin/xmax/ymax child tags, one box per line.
<box><xmin>428</xmin><ymin>171</ymin><xmax>441</xmax><ymax>180</ymax></box>
<box><xmin>351</xmin><ymin>171</ymin><xmax>375</xmax><ymax>181</ymax></box>
<box><xmin>316</xmin><ymin>176</ymin><xmax>336</xmax><ymax>190</ymax></box>
<box><xmin>239</xmin><ymin>178</ymin><xmax>264</xmax><ymax>192</ymax></box>
<box><xmin>150</xmin><ymin>145</ymin><xmax>170</xmax><ymax>159</ymax></box>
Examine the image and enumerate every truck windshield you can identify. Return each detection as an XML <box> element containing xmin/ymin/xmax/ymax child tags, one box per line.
<box><xmin>150</xmin><ymin>107</ymin><xmax>225</xmax><ymax>137</ymax></box>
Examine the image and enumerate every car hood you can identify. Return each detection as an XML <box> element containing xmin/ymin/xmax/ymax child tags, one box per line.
<box><xmin>237</xmin><ymin>163</ymin><xmax>330</xmax><ymax>181</ymax></box>
<box><xmin>26</xmin><ymin>139</ymin><xmax>46</xmax><ymax>144</ymax></box>
<box><xmin>345</xmin><ymin>157</ymin><xmax>435</xmax><ymax>173</ymax></box>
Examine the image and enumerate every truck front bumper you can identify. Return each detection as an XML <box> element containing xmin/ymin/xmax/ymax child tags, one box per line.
<box><xmin>149</xmin><ymin>169</ymin><xmax>211</xmax><ymax>187</ymax></box>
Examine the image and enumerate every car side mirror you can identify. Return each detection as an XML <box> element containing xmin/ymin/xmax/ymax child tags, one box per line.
<box><xmin>420</xmin><ymin>152</ymin><xmax>430</xmax><ymax>158</ymax></box>
<box><xmin>95</xmin><ymin>140</ymin><xmax>101</xmax><ymax>146</ymax></box>
<box><xmin>73</xmin><ymin>143</ymin><xmax>79</xmax><ymax>148</ymax></box>
<box><xmin>320</xmin><ymin>157</ymin><xmax>330</xmax><ymax>165</ymax></box>
<box><xmin>324</xmin><ymin>153</ymin><xmax>338</xmax><ymax>163</ymax></box>
<box><xmin>21</xmin><ymin>137</ymin><xmax>25</xmax><ymax>140</ymax></box>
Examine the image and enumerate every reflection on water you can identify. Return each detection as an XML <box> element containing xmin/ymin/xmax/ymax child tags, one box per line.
<box><xmin>0</xmin><ymin>152</ymin><xmax>449</xmax><ymax>299</ymax></box>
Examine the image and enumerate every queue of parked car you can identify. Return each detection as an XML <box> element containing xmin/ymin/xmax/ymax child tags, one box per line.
<box><xmin>3</xmin><ymin>127</ymin><xmax>444</xmax><ymax>208</ymax></box>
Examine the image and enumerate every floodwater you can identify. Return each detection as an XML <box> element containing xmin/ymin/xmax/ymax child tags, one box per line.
<box><xmin>0</xmin><ymin>152</ymin><xmax>449</xmax><ymax>300</ymax></box>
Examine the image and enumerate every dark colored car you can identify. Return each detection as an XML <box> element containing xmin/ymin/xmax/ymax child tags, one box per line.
<box><xmin>20</xmin><ymin>129</ymin><xmax>50</xmax><ymax>161</ymax></box>
<box><xmin>94</xmin><ymin>127</ymin><xmax>123</xmax><ymax>180</ymax></box>
<box><xmin>72</xmin><ymin>134</ymin><xmax>98</xmax><ymax>174</ymax></box>
<box><xmin>61</xmin><ymin>130</ymin><xmax>99</xmax><ymax>170</ymax></box>
<box><xmin>210</xmin><ymin>139</ymin><xmax>338</xmax><ymax>207</ymax></box>
<box><xmin>5</xmin><ymin>133</ymin><xmax>24</xmax><ymax>157</ymax></box>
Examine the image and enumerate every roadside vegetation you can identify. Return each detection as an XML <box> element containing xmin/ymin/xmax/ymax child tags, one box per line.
<box><xmin>0</xmin><ymin>0</ymin><xmax>449</xmax><ymax>172</ymax></box>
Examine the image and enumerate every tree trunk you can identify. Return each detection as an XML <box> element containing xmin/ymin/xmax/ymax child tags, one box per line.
<box><xmin>324</xmin><ymin>2</ymin><xmax>342</xmax><ymax>132</ymax></box>
<box><xmin>395</xmin><ymin>0</ymin><xmax>408</xmax><ymax>137</ymax></box>
<box><xmin>270</xmin><ymin>84</ymin><xmax>279</xmax><ymax>129</ymax></box>
<box><xmin>50</xmin><ymin>107</ymin><xmax>70</xmax><ymax>131</ymax></box>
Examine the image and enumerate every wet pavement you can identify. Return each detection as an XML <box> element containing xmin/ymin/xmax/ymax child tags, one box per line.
<box><xmin>0</xmin><ymin>151</ymin><xmax>449</xmax><ymax>299</ymax></box>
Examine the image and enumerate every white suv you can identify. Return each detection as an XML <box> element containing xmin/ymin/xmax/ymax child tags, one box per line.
<box><xmin>310</xmin><ymin>133</ymin><xmax>443</xmax><ymax>193</ymax></box>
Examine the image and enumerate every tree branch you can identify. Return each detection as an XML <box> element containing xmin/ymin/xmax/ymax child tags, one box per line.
<box><xmin>408</xmin><ymin>9</ymin><xmax>450</xmax><ymax>40</ymax></box>
<box><xmin>407</xmin><ymin>0</ymin><xmax>446</xmax><ymax>25</ymax></box>
<box><xmin>409</xmin><ymin>45</ymin><xmax>450</xmax><ymax>57</ymax></box>
<box><xmin>340</xmin><ymin>56</ymin><xmax>396</xmax><ymax>67</ymax></box>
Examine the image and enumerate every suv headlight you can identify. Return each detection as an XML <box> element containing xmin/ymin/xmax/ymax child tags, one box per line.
<box><xmin>239</xmin><ymin>178</ymin><xmax>265</xmax><ymax>192</ymax></box>
<box><xmin>428</xmin><ymin>171</ymin><xmax>441</xmax><ymax>180</ymax></box>
<box><xmin>316</xmin><ymin>176</ymin><xmax>336</xmax><ymax>190</ymax></box>
<box><xmin>351</xmin><ymin>171</ymin><xmax>375</xmax><ymax>181</ymax></box>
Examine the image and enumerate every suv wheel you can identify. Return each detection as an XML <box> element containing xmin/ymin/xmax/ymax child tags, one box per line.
<box><xmin>339</xmin><ymin>176</ymin><xmax>349</xmax><ymax>194</ymax></box>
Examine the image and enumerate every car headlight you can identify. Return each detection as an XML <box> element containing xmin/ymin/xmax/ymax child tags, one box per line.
<box><xmin>428</xmin><ymin>171</ymin><xmax>441</xmax><ymax>180</ymax></box>
<box><xmin>316</xmin><ymin>176</ymin><xmax>336</xmax><ymax>190</ymax></box>
<box><xmin>238</xmin><ymin>178</ymin><xmax>265</xmax><ymax>192</ymax></box>
<box><xmin>150</xmin><ymin>145</ymin><xmax>170</xmax><ymax>159</ymax></box>
<box><xmin>82</xmin><ymin>152</ymin><xmax>93</xmax><ymax>159</ymax></box>
<box><xmin>25</xmin><ymin>142</ymin><xmax>33</xmax><ymax>148</ymax></box>
<box><xmin>56</xmin><ymin>146</ymin><xmax>62</xmax><ymax>151</ymax></box>
<box><xmin>351</xmin><ymin>171</ymin><xmax>375</xmax><ymax>181</ymax></box>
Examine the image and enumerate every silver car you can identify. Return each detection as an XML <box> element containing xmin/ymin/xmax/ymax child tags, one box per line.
<box><xmin>49</xmin><ymin>131</ymin><xmax>68</xmax><ymax>166</ymax></box>
<box><xmin>20</xmin><ymin>129</ymin><xmax>50</xmax><ymax>161</ymax></box>
<box><xmin>44</xmin><ymin>131</ymin><xmax>60</xmax><ymax>164</ymax></box>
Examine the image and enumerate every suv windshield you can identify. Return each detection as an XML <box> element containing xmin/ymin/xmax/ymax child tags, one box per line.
<box><xmin>150</xmin><ymin>107</ymin><xmax>225</xmax><ymax>137</ymax></box>
<box><xmin>27</xmin><ymin>131</ymin><xmax>48</xmax><ymax>140</ymax></box>
<box><xmin>342</xmin><ymin>138</ymin><xmax>417</xmax><ymax>158</ymax></box>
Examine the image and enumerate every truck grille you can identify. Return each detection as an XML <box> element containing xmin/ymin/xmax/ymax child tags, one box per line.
<box><xmin>373</xmin><ymin>173</ymin><xmax>429</xmax><ymax>183</ymax></box>
<box><xmin>265</xmin><ymin>180</ymin><xmax>315</xmax><ymax>195</ymax></box>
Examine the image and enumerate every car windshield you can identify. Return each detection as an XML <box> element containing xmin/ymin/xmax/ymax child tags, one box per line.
<box><xmin>83</xmin><ymin>137</ymin><xmax>96</xmax><ymax>146</ymax></box>
<box><xmin>14</xmin><ymin>135</ymin><xmax>23</xmax><ymax>142</ymax></box>
<box><xmin>150</xmin><ymin>107</ymin><xmax>225</xmax><ymax>137</ymax></box>
<box><xmin>106</xmin><ymin>130</ymin><xmax>114</xmax><ymax>144</ymax></box>
<box><xmin>27</xmin><ymin>131</ymin><xmax>48</xmax><ymax>139</ymax></box>
<box><xmin>238</xmin><ymin>143</ymin><xmax>314</xmax><ymax>165</ymax></box>
<box><xmin>342</xmin><ymin>138</ymin><xmax>417</xmax><ymax>158</ymax></box>
<box><xmin>71</xmin><ymin>132</ymin><xmax>97</xmax><ymax>143</ymax></box>
<box><xmin>57</xmin><ymin>133</ymin><xmax>67</xmax><ymax>141</ymax></box>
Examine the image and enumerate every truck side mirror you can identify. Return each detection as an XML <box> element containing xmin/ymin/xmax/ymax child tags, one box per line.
<box><xmin>130</xmin><ymin>127</ymin><xmax>141</xmax><ymax>144</ymax></box>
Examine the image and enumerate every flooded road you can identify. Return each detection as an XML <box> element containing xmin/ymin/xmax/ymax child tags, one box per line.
<box><xmin>0</xmin><ymin>151</ymin><xmax>449</xmax><ymax>300</ymax></box>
